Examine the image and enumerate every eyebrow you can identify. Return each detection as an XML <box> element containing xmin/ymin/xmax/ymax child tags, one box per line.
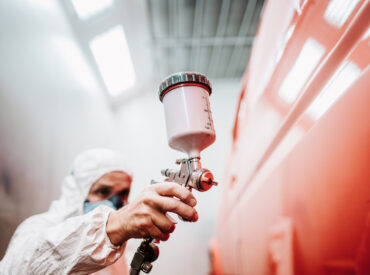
<box><xmin>119</xmin><ymin>188</ymin><xmax>130</xmax><ymax>194</ymax></box>
<box><xmin>93</xmin><ymin>184</ymin><xmax>113</xmax><ymax>191</ymax></box>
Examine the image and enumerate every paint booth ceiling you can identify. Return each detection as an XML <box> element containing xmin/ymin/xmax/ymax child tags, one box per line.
<box><xmin>60</xmin><ymin>0</ymin><xmax>265</xmax><ymax>98</ymax></box>
<box><xmin>147</xmin><ymin>0</ymin><xmax>265</xmax><ymax>80</ymax></box>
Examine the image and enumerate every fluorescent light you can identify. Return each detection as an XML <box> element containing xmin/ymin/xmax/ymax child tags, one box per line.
<box><xmin>279</xmin><ymin>38</ymin><xmax>325</xmax><ymax>103</ymax></box>
<box><xmin>90</xmin><ymin>25</ymin><xmax>136</xmax><ymax>97</ymax></box>
<box><xmin>71</xmin><ymin>0</ymin><xmax>113</xmax><ymax>20</ymax></box>
<box><xmin>306</xmin><ymin>61</ymin><xmax>361</xmax><ymax>119</ymax></box>
<box><xmin>324</xmin><ymin>0</ymin><xmax>360</xmax><ymax>28</ymax></box>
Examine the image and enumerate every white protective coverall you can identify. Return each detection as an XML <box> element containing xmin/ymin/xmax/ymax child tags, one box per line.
<box><xmin>0</xmin><ymin>148</ymin><xmax>133</xmax><ymax>275</ymax></box>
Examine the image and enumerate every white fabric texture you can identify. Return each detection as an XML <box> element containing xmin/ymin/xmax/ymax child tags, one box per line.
<box><xmin>0</xmin><ymin>148</ymin><xmax>132</xmax><ymax>275</ymax></box>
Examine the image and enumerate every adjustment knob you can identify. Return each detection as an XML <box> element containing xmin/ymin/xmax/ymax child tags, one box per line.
<box><xmin>198</xmin><ymin>170</ymin><xmax>214</xmax><ymax>192</ymax></box>
<box><xmin>189</xmin><ymin>169</ymin><xmax>215</xmax><ymax>192</ymax></box>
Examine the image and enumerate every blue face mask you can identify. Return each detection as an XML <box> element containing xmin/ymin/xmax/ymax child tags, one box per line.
<box><xmin>83</xmin><ymin>194</ymin><xmax>124</xmax><ymax>214</ymax></box>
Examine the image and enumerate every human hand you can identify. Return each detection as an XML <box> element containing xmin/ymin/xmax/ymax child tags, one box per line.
<box><xmin>106</xmin><ymin>182</ymin><xmax>198</xmax><ymax>246</ymax></box>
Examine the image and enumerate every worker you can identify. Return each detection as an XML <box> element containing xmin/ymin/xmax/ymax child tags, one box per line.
<box><xmin>0</xmin><ymin>148</ymin><xmax>198</xmax><ymax>274</ymax></box>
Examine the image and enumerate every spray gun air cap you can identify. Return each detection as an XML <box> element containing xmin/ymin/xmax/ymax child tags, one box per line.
<box><xmin>158</xmin><ymin>72</ymin><xmax>216</xmax><ymax>159</ymax></box>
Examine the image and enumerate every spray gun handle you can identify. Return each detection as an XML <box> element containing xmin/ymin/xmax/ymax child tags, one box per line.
<box><xmin>130</xmin><ymin>237</ymin><xmax>159</xmax><ymax>275</ymax></box>
<box><xmin>151</xmin><ymin>178</ymin><xmax>191</xmax><ymax>222</ymax></box>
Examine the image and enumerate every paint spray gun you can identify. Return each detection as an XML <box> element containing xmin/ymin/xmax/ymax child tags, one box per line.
<box><xmin>129</xmin><ymin>72</ymin><xmax>218</xmax><ymax>275</ymax></box>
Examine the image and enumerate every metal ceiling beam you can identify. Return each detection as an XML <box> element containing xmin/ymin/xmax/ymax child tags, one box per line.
<box><xmin>152</xmin><ymin>35</ymin><xmax>254</xmax><ymax>47</ymax></box>
<box><xmin>226</xmin><ymin>0</ymin><xmax>258</xmax><ymax>77</ymax></box>
<box><xmin>190</xmin><ymin>0</ymin><xmax>205</xmax><ymax>71</ymax></box>
<box><xmin>235</xmin><ymin>46</ymin><xmax>251</xmax><ymax>76</ymax></box>
<box><xmin>168</xmin><ymin>0</ymin><xmax>176</xmax><ymax>73</ymax></box>
<box><xmin>146</xmin><ymin>0</ymin><xmax>164</xmax><ymax>78</ymax></box>
<box><xmin>207</xmin><ymin>0</ymin><xmax>231</xmax><ymax>77</ymax></box>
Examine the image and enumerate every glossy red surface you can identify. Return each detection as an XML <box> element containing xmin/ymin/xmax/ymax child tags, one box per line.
<box><xmin>211</xmin><ymin>0</ymin><xmax>370</xmax><ymax>274</ymax></box>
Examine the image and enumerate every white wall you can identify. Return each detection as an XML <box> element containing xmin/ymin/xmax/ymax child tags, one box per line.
<box><xmin>0</xmin><ymin>0</ymin><xmax>115</xmax><ymax>257</ymax></box>
<box><xmin>0</xmin><ymin>1</ymin><xmax>242</xmax><ymax>274</ymax></box>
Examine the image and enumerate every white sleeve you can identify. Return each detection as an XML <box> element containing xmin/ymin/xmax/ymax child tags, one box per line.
<box><xmin>0</xmin><ymin>205</ymin><xmax>125</xmax><ymax>275</ymax></box>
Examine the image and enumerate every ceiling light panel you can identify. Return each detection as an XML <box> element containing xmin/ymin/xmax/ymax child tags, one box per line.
<box><xmin>89</xmin><ymin>25</ymin><xmax>136</xmax><ymax>97</ymax></box>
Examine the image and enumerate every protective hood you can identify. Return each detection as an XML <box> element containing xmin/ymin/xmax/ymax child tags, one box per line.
<box><xmin>47</xmin><ymin>148</ymin><xmax>133</xmax><ymax>222</ymax></box>
<box><xmin>0</xmin><ymin>148</ymin><xmax>132</xmax><ymax>274</ymax></box>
